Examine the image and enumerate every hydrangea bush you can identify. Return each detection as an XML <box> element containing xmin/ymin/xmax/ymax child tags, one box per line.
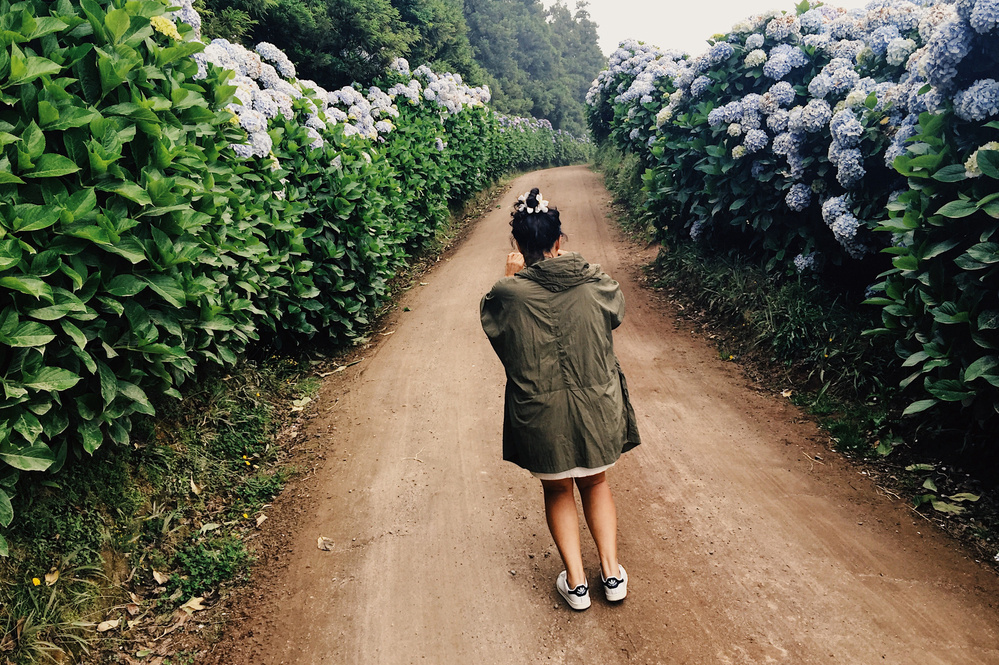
<box><xmin>587</xmin><ymin>0</ymin><xmax>999</xmax><ymax>432</ymax></box>
<box><xmin>0</xmin><ymin>0</ymin><xmax>591</xmax><ymax>552</ymax></box>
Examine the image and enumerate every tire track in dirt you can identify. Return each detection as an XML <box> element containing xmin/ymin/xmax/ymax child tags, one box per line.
<box><xmin>208</xmin><ymin>165</ymin><xmax>999</xmax><ymax>665</ymax></box>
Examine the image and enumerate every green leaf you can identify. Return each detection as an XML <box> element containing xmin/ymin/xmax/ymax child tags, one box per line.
<box><xmin>117</xmin><ymin>380</ymin><xmax>154</xmax><ymax>415</ymax></box>
<box><xmin>906</xmin><ymin>463</ymin><xmax>935</xmax><ymax>472</ymax></box>
<box><xmin>902</xmin><ymin>399</ymin><xmax>938</xmax><ymax>416</ymax></box>
<box><xmin>0</xmin><ymin>443</ymin><xmax>55</xmax><ymax>471</ymax></box>
<box><xmin>931</xmin><ymin>164</ymin><xmax>968</xmax><ymax>182</ymax></box>
<box><xmin>104</xmin><ymin>8</ymin><xmax>130</xmax><ymax>43</ymax></box>
<box><xmin>922</xmin><ymin>478</ymin><xmax>938</xmax><ymax>492</ymax></box>
<box><xmin>4</xmin><ymin>44</ymin><xmax>62</xmax><ymax>87</ymax></box>
<box><xmin>79</xmin><ymin>420</ymin><xmax>102</xmax><ymax>455</ymax></box>
<box><xmin>97</xmin><ymin>362</ymin><xmax>117</xmax><ymax>407</ymax></box>
<box><xmin>23</xmin><ymin>367</ymin><xmax>81</xmax><ymax>392</ymax></box>
<box><xmin>965</xmin><ymin>356</ymin><xmax>999</xmax><ymax>382</ymax></box>
<box><xmin>967</xmin><ymin>242</ymin><xmax>999</xmax><ymax>264</ymax></box>
<box><xmin>0</xmin><ymin>490</ymin><xmax>12</xmax><ymax>528</ymax></box>
<box><xmin>978</xmin><ymin>150</ymin><xmax>999</xmax><ymax>179</ymax></box>
<box><xmin>936</xmin><ymin>199</ymin><xmax>978</xmax><ymax>218</ymax></box>
<box><xmin>0</xmin><ymin>533</ymin><xmax>7</xmax><ymax>557</ymax></box>
<box><xmin>25</xmin><ymin>153</ymin><xmax>80</xmax><ymax>179</ymax></box>
<box><xmin>105</xmin><ymin>274</ymin><xmax>146</xmax><ymax>297</ymax></box>
<box><xmin>0</xmin><ymin>319</ymin><xmax>56</xmax><ymax>347</ymax></box>
<box><xmin>96</xmin><ymin>180</ymin><xmax>151</xmax><ymax>206</ymax></box>
<box><xmin>947</xmin><ymin>493</ymin><xmax>980</xmax><ymax>502</ymax></box>
<box><xmin>930</xmin><ymin>500</ymin><xmax>965</xmax><ymax>514</ymax></box>
<box><xmin>21</xmin><ymin>121</ymin><xmax>45</xmax><ymax>160</ymax></box>
<box><xmin>0</xmin><ymin>276</ymin><xmax>54</xmax><ymax>302</ymax></box>
<box><xmin>142</xmin><ymin>274</ymin><xmax>185</xmax><ymax>308</ymax></box>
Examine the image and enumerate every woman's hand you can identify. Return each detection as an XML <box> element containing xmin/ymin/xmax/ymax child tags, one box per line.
<box><xmin>506</xmin><ymin>251</ymin><xmax>525</xmax><ymax>276</ymax></box>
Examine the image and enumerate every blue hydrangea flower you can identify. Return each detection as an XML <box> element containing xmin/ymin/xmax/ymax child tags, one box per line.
<box><xmin>691</xmin><ymin>76</ymin><xmax>711</xmax><ymax>98</ymax></box>
<box><xmin>751</xmin><ymin>160</ymin><xmax>768</xmax><ymax>178</ymax></box>
<box><xmin>708</xmin><ymin>42</ymin><xmax>735</xmax><ymax>64</ymax></box>
<box><xmin>256</xmin><ymin>42</ymin><xmax>296</xmax><ymax>79</ymax></box>
<box><xmin>800</xmin><ymin>99</ymin><xmax>832</xmax><ymax>133</ymax></box>
<box><xmin>924</xmin><ymin>18</ymin><xmax>974</xmax><ymax>91</ymax></box>
<box><xmin>793</xmin><ymin>252</ymin><xmax>819</xmax><ymax>273</ymax></box>
<box><xmin>830</xmin><ymin>110</ymin><xmax>863</xmax><ymax>147</ymax></box>
<box><xmin>746</xmin><ymin>33</ymin><xmax>765</xmax><ymax>50</ymax></box>
<box><xmin>971</xmin><ymin>0</ymin><xmax>999</xmax><ymax>33</ymax></box>
<box><xmin>822</xmin><ymin>195</ymin><xmax>852</xmax><ymax>227</ymax></box>
<box><xmin>772</xmin><ymin>131</ymin><xmax>802</xmax><ymax>156</ymax></box>
<box><xmin>836</xmin><ymin>149</ymin><xmax>866</xmax><ymax>188</ymax></box>
<box><xmin>767</xmin><ymin>109</ymin><xmax>790</xmax><ymax>132</ymax></box>
<box><xmin>768</xmin><ymin>81</ymin><xmax>796</xmax><ymax>106</ymax></box>
<box><xmin>744</xmin><ymin>129</ymin><xmax>768</xmax><ymax>153</ymax></box>
<box><xmin>763</xmin><ymin>44</ymin><xmax>809</xmax><ymax>80</ymax></box>
<box><xmin>785</xmin><ymin>183</ymin><xmax>812</xmax><ymax>211</ymax></box>
<box><xmin>690</xmin><ymin>219</ymin><xmax>707</xmax><ymax>241</ymax></box>
<box><xmin>954</xmin><ymin>79</ymin><xmax>999</xmax><ymax>121</ymax></box>
<box><xmin>870</xmin><ymin>25</ymin><xmax>901</xmax><ymax>55</ymax></box>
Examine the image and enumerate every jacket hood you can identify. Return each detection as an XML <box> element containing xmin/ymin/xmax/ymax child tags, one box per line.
<box><xmin>518</xmin><ymin>252</ymin><xmax>601</xmax><ymax>292</ymax></box>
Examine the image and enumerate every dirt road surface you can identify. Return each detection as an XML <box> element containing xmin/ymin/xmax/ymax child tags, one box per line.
<box><xmin>208</xmin><ymin>166</ymin><xmax>999</xmax><ymax>664</ymax></box>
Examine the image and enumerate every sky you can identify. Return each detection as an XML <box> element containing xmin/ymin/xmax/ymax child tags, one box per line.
<box><xmin>542</xmin><ymin>0</ymin><xmax>874</xmax><ymax>57</ymax></box>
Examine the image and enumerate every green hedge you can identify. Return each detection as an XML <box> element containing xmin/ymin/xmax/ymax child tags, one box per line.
<box><xmin>0</xmin><ymin>0</ymin><xmax>591</xmax><ymax>553</ymax></box>
<box><xmin>586</xmin><ymin>0</ymin><xmax>999</xmax><ymax>439</ymax></box>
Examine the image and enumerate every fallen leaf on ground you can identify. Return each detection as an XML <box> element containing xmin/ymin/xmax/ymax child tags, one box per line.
<box><xmin>152</xmin><ymin>570</ymin><xmax>169</xmax><ymax>585</ymax></box>
<box><xmin>179</xmin><ymin>597</ymin><xmax>206</xmax><ymax>613</ymax></box>
<box><xmin>126</xmin><ymin>603</ymin><xmax>140</xmax><ymax>616</ymax></box>
<box><xmin>97</xmin><ymin>619</ymin><xmax>120</xmax><ymax>632</ymax></box>
<box><xmin>190</xmin><ymin>478</ymin><xmax>201</xmax><ymax>495</ymax></box>
<box><xmin>781</xmin><ymin>390</ymin><xmax>793</xmax><ymax>398</ymax></box>
<box><xmin>44</xmin><ymin>570</ymin><xmax>59</xmax><ymax>586</ymax></box>
<box><xmin>317</xmin><ymin>536</ymin><xmax>334</xmax><ymax>551</ymax></box>
<box><xmin>198</xmin><ymin>522</ymin><xmax>221</xmax><ymax>536</ymax></box>
<box><xmin>159</xmin><ymin>612</ymin><xmax>190</xmax><ymax>638</ymax></box>
<box><xmin>380</xmin><ymin>330</ymin><xmax>395</xmax><ymax>336</ymax></box>
<box><xmin>256</xmin><ymin>514</ymin><xmax>267</xmax><ymax>528</ymax></box>
<box><xmin>290</xmin><ymin>397</ymin><xmax>312</xmax><ymax>412</ymax></box>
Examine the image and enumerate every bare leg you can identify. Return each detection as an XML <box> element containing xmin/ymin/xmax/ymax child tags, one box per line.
<box><xmin>576</xmin><ymin>472</ymin><xmax>620</xmax><ymax>580</ymax></box>
<box><xmin>541</xmin><ymin>478</ymin><xmax>587</xmax><ymax>588</ymax></box>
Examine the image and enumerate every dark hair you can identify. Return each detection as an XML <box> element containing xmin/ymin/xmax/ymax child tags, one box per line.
<box><xmin>510</xmin><ymin>187</ymin><xmax>565</xmax><ymax>265</ymax></box>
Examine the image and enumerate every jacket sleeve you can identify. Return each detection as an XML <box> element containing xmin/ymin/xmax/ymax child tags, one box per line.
<box><xmin>480</xmin><ymin>282</ymin><xmax>509</xmax><ymax>363</ymax></box>
<box><xmin>594</xmin><ymin>273</ymin><xmax>626</xmax><ymax>329</ymax></box>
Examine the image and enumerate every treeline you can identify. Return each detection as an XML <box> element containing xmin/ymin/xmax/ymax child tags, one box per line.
<box><xmin>196</xmin><ymin>0</ymin><xmax>606</xmax><ymax>133</ymax></box>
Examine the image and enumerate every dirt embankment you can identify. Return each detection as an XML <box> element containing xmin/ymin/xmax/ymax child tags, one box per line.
<box><xmin>203</xmin><ymin>166</ymin><xmax>999</xmax><ymax>665</ymax></box>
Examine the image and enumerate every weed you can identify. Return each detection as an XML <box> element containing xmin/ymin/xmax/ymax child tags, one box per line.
<box><xmin>171</xmin><ymin>536</ymin><xmax>250</xmax><ymax>599</ymax></box>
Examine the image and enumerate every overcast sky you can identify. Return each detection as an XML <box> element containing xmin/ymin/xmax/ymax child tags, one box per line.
<box><xmin>543</xmin><ymin>0</ymin><xmax>873</xmax><ymax>57</ymax></box>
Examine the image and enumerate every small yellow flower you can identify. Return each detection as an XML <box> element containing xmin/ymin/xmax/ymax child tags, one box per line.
<box><xmin>32</xmin><ymin>578</ymin><xmax>41</xmax><ymax>586</ymax></box>
<box><xmin>243</xmin><ymin>513</ymin><xmax>249</xmax><ymax>519</ymax></box>
<box><xmin>150</xmin><ymin>15</ymin><xmax>182</xmax><ymax>41</ymax></box>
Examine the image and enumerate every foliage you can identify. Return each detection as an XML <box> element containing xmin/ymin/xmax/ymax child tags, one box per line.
<box><xmin>464</xmin><ymin>0</ymin><xmax>604</xmax><ymax>133</ymax></box>
<box><xmin>0</xmin><ymin>0</ymin><xmax>590</xmax><ymax>551</ymax></box>
<box><xmin>586</xmin><ymin>0</ymin><xmax>999</xmax><ymax>438</ymax></box>
<box><xmin>0</xmin><ymin>355</ymin><xmax>305</xmax><ymax>662</ymax></box>
<box><xmin>870</xmin><ymin>113</ymin><xmax>999</xmax><ymax>434</ymax></box>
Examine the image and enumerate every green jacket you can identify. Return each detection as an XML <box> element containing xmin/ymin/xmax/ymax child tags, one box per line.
<box><xmin>480</xmin><ymin>252</ymin><xmax>641</xmax><ymax>474</ymax></box>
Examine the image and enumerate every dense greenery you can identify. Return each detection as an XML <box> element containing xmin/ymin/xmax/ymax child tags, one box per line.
<box><xmin>199</xmin><ymin>0</ymin><xmax>606</xmax><ymax>134</ymax></box>
<box><xmin>587</xmin><ymin>0</ymin><xmax>999</xmax><ymax>441</ymax></box>
<box><xmin>0</xmin><ymin>0</ymin><xmax>590</xmax><ymax>555</ymax></box>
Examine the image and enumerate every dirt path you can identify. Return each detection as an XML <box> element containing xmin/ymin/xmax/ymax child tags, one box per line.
<box><xmin>208</xmin><ymin>166</ymin><xmax>999</xmax><ymax>665</ymax></box>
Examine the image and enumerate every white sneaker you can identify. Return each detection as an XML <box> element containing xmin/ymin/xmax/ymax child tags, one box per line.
<box><xmin>556</xmin><ymin>571</ymin><xmax>591</xmax><ymax>610</ymax></box>
<box><xmin>601</xmin><ymin>564</ymin><xmax>628</xmax><ymax>602</ymax></box>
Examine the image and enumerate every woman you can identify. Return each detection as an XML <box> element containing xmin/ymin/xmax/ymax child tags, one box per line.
<box><xmin>480</xmin><ymin>187</ymin><xmax>641</xmax><ymax>610</ymax></box>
